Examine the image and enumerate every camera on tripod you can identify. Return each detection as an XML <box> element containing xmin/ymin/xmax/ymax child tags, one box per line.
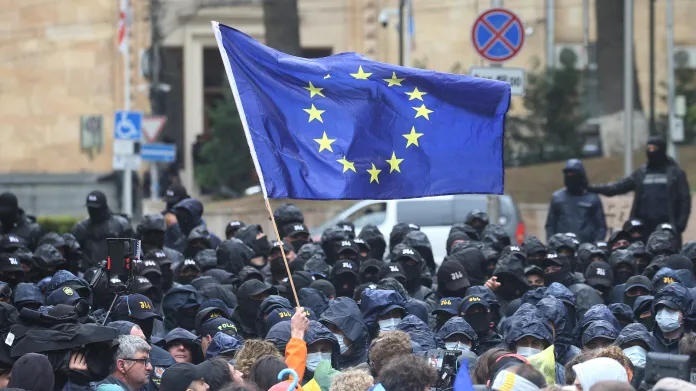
<box><xmin>105</xmin><ymin>238</ymin><xmax>140</xmax><ymax>286</ymax></box>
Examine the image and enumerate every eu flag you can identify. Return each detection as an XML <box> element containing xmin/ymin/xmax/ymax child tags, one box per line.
<box><xmin>213</xmin><ymin>22</ymin><xmax>510</xmax><ymax>200</ymax></box>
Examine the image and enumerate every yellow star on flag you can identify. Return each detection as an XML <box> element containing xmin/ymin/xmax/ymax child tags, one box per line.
<box><xmin>413</xmin><ymin>104</ymin><xmax>433</xmax><ymax>120</ymax></box>
<box><xmin>304</xmin><ymin>81</ymin><xmax>325</xmax><ymax>98</ymax></box>
<box><xmin>314</xmin><ymin>131</ymin><xmax>336</xmax><ymax>152</ymax></box>
<box><xmin>383</xmin><ymin>72</ymin><xmax>405</xmax><ymax>87</ymax></box>
<box><xmin>350</xmin><ymin>66</ymin><xmax>372</xmax><ymax>80</ymax></box>
<box><xmin>367</xmin><ymin>163</ymin><xmax>382</xmax><ymax>184</ymax></box>
<box><xmin>403</xmin><ymin>126</ymin><xmax>424</xmax><ymax>148</ymax></box>
<box><xmin>304</xmin><ymin>104</ymin><xmax>325</xmax><ymax>123</ymax></box>
<box><xmin>337</xmin><ymin>157</ymin><xmax>356</xmax><ymax>173</ymax></box>
<box><xmin>324</xmin><ymin>74</ymin><xmax>331</xmax><ymax>79</ymax></box>
<box><xmin>385</xmin><ymin>152</ymin><xmax>404</xmax><ymax>173</ymax></box>
<box><xmin>405</xmin><ymin>87</ymin><xmax>427</xmax><ymax>101</ymax></box>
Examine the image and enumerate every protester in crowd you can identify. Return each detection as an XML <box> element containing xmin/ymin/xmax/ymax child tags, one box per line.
<box><xmin>545</xmin><ymin>159</ymin><xmax>607</xmax><ymax>244</ymax></box>
<box><xmin>377</xmin><ymin>354</ymin><xmax>436</xmax><ymax>391</ymax></box>
<box><xmin>0</xmin><ymin>192</ymin><xmax>43</xmax><ymax>251</ymax></box>
<box><xmin>588</xmin><ymin>136</ymin><xmax>691</xmax><ymax>239</ymax></box>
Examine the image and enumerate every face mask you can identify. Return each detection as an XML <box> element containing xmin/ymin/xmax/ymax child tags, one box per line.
<box><xmin>616</xmin><ymin>270</ymin><xmax>634</xmax><ymax>285</ymax></box>
<box><xmin>564</xmin><ymin>174</ymin><xmax>584</xmax><ymax>194</ymax></box>
<box><xmin>444</xmin><ymin>342</ymin><xmax>471</xmax><ymax>352</ymax></box>
<box><xmin>291</xmin><ymin>239</ymin><xmax>308</xmax><ymax>253</ymax></box>
<box><xmin>639</xmin><ymin>316</ymin><xmax>654</xmax><ymax>332</ymax></box>
<box><xmin>175</xmin><ymin>275</ymin><xmax>195</xmax><ymax>285</ymax></box>
<box><xmin>306</xmin><ymin>352</ymin><xmax>332</xmax><ymax>372</ymax></box>
<box><xmin>516</xmin><ymin>346</ymin><xmax>542</xmax><ymax>357</ymax></box>
<box><xmin>623</xmin><ymin>346</ymin><xmax>647</xmax><ymax>368</ymax></box>
<box><xmin>334</xmin><ymin>333</ymin><xmax>349</xmax><ymax>355</ymax></box>
<box><xmin>656</xmin><ymin>308</ymin><xmax>682</xmax><ymax>333</ymax></box>
<box><xmin>464</xmin><ymin>312</ymin><xmax>492</xmax><ymax>334</ymax></box>
<box><xmin>624</xmin><ymin>295</ymin><xmax>638</xmax><ymax>310</ymax></box>
<box><xmin>253</xmin><ymin>237</ymin><xmax>271</xmax><ymax>257</ymax></box>
<box><xmin>378</xmin><ymin>317</ymin><xmax>401</xmax><ymax>332</ymax></box>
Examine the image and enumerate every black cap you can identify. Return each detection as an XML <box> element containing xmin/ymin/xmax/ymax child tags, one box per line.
<box><xmin>200</xmin><ymin>317</ymin><xmax>239</xmax><ymax>338</ymax></box>
<box><xmin>623</xmin><ymin>219</ymin><xmax>644</xmax><ymax>232</ymax></box>
<box><xmin>460</xmin><ymin>294</ymin><xmax>490</xmax><ymax>314</ymax></box>
<box><xmin>114</xmin><ymin>294</ymin><xmax>163</xmax><ymax>320</ymax></box>
<box><xmin>239</xmin><ymin>279</ymin><xmax>277</xmax><ymax>297</ymax></box>
<box><xmin>225</xmin><ymin>220</ymin><xmax>245</xmax><ymax>237</ymax></box>
<box><xmin>164</xmin><ymin>184</ymin><xmax>189</xmax><ymax>204</ymax></box>
<box><xmin>585</xmin><ymin>261</ymin><xmax>613</xmax><ymax>289</ymax></box>
<box><xmin>336</xmin><ymin>240</ymin><xmax>359</xmax><ymax>255</ymax></box>
<box><xmin>378</xmin><ymin>263</ymin><xmax>406</xmax><ymax>283</ymax></box>
<box><xmin>283</xmin><ymin>223</ymin><xmax>309</xmax><ymax>237</ymax></box>
<box><xmin>85</xmin><ymin>191</ymin><xmax>107</xmax><ymax>208</ymax></box>
<box><xmin>432</xmin><ymin>297</ymin><xmax>462</xmax><ymax>316</ymax></box>
<box><xmin>132</xmin><ymin>276</ymin><xmax>155</xmax><ymax>295</ymax></box>
<box><xmin>437</xmin><ymin>261</ymin><xmax>471</xmax><ymax>292</ymax></box>
<box><xmin>524</xmin><ymin>265</ymin><xmax>544</xmax><ymax>277</ymax></box>
<box><xmin>331</xmin><ymin>260</ymin><xmax>359</xmax><ymax>277</ymax></box>
<box><xmin>625</xmin><ymin>275</ymin><xmax>653</xmax><ymax>292</ymax></box>
<box><xmin>0</xmin><ymin>234</ymin><xmax>27</xmax><ymax>251</ymax></box>
<box><xmin>310</xmin><ymin>279</ymin><xmax>336</xmax><ymax>298</ymax></box>
<box><xmin>133</xmin><ymin>258</ymin><xmax>162</xmax><ymax>277</ymax></box>
<box><xmin>161</xmin><ymin>362</ymin><xmax>213</xmax><ymax>391</ymax></box>
<box><xmin>144</xmin><ymin>249</ymin><xmax>172</xmax><ymax>267</ymax></box>
<box><xmin>0</xmin><ymin>253</ymin><xmax>22</xmax><ymax>273</ymax></box>
<box><xmin>179</xmin><ymin>259</ymin><xmax>201</xmax><ymax>272</ymax></box>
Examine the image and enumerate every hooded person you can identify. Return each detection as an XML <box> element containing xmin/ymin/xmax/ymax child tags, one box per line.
<box><xmin>624</xmin><ymin>218</ymin><xmax>648</xmax><ymax>244</ymax></box>
<box><xmin>545</xmin><ymin>159</ymin><xmax>607</xmax><ymax>244</ymax></box>
<box><xmin>609</xmin><ymin>249</ymin><xmax>637</xmax><ymax>285</ymax></box>
<box><xmin>319</xmin><ymin>297</ymin><xmax>369</xmax><ymax>369</ymax></box>
<box><xmin>231</xmin><ymin>279</ymin><xmax>278</xmax><ymax>338</ymax></box>
<box><xmin>615</xmin><ymin>323</ymin><xmax>653</xmax><ymax>374</ymax></box>
<box><xmin>234</xmin><ymin>224</ymin><xmax>271</xmax><ymax>271</ymax></box>
<box><xmin>320</xmin><ymin>227</ymin><xmax>351</xmax><ymax>266</ymax></box>
<box><xmin>393</xmin><ymin>245</ymin><xmax>432</xmax><ymax>300</ymax></box>
<box><xmin>375</xmin><ymin>277</ymin><xmax>430</xmax><ymax>325</ymax></box>
<box><xmin>326</xmin><ymin>257</ymin><xmax>358</xmax><ymax>300</ymax></box>
<box><xmin>432</xmin><ymin>297</ymin><xmax>463</xmax><ymax>332</ymax></box>
<box><xmin>436</xmin><ymin>260</ymin><xmax>471</xmax><ymax>301</ymax></box>
<box><xmin>584</xmin><ymin>260</ymin><xmax>614</xmax><ymax>303</ymax></box>
<box><xmin>359</xmin><ymin>288</ymin><xmax>407</xmax><ymax>338</ymax></box>
<box><xmin>137</xmin><ymin>214</ymin><xmax>184</xmax><ymax>266</ymax></box>
<box><xmin>681</xmin><ymin>240</ymin><xmax>696</xmax><ymax>272</ymax></box>
<box><xmin>273</xmin><ymin>203</ymin><xmax>305</xmax><ymax>237</ymax></box>
<box><xmin>459</xmin><ymin>294</ymin><xmax>503</xmax><ymax>355</ymax></box>
<box><xmin>182</xmin><ymin>227</ymin><xmax>213</xmax><ymax>260</ymax></box>
<box><xmin>282</xmin><ymin>222</ymin><xmax>311</xmax><ymax>254</ymax></box>
<box><xmin>547</xmin><ymin>234</ymin><xmax>581</xmax><ymax>273</ymax></box>
<box><xmin>12</xmin><ymin>282</ymin><xmax>44</xmax><ymax>311</ymax></box>
<box><xmin>216</xmin><ymin>239</ymin><xmax>254</xmax><ymax>276</ymax></box>
<box><xmin>465</xmin><ymin>211</ymin><xmax>490</xmax><ymax>238</ymax></box>
<box><xmin>161</xmin><ymin>285</ymin><xmax>202</xmax><ymax>334</ymax></box>
<box><xmin>633</xmin><ymin>295</ymin><xmax>655</xmax><ymax>332</ymax></box>
<box><xmin>358</xmin><ymin>224</ymin><xmax>387</xmax><ymax>261</ymax></box>
<box><xmin>543</xmin><ymin>283</ymin><xmax>579</xmax><ymax>346</ymax></box>
<box><xmin>0</xmin><ymin>253</ymin><xmax>24</xmax><ymax>289</ymax></box>
<box><xmin>45</xmin><ymin>270</ymin><xmax>92</xmax><ymax>304</ymax></box>
<box><xmin>29</xmin><ymin>244</ymin><xmax>68</xmax><ymax>280</ymax></box>
<box><xmin>142</xmin><ymin>249</ymin><xmax>175</xmax><ymax>294</ymax></box>
<box><xmin>435</xmin><ymin>316</ymin><xmax>479</xmax><ymax>356</ymax></box>
<box><xmin>588</xmin><ymin>136</ymin><xmax>691</xmax><ymax>238</ymax></box>
<box><xmin>298</xmin><ymin>287</ymin><xmax>329</xmax><ymax>317</ymax></box>
<box><xmin>581</xmin><ymin>320</ymin><xmax>619</xmax><ymax>349</ymax></box>
<box><xmin>652</xmin><ymin>267</ymin><xmax>683</xmax><ymax>293</ymax></box>
<box><xmin>205</xmin><ymin>332</ymin><xmax>244</xmax><ymax>360</ymax></box>
<box><xmin>71</xmin><ymin>191</ymin><xmax>133</xmax><ymax>267</ymax></box>
<box><xmin>224</xmin><ymin>220</ymin><xmax>245</xmax><ymax>240</ymax></box>
<box><xmin>481</xmin><ymin>224</ymin><xmax>511</xmax><ymax>252</ymax></box>
<box><xmin>616</xmin><ymin>275</ymin><xmax>654</xmax><ymax>309</ymax></box>
<box><xmin>0</xmin><ymin>192</ymin><xmax>43</xmax><ymax>251</ymax></box>
<box><xmin>167</xmin><ymin>198</ymin><xmax>221</xmax><ymax>253</ymax></box>
<box><xmin>609</xmin><ymin>303</ymin><xmax>637</xmax><ymax>330</ymax></box>
<box><xmin>254</xmin><ymin>295</ymin><xmax>293</xmax><ymax>337</ymax></box>
<box><xmin>388</xmin><ymin>223</ymin><xmax>420</xmax><ymax>253</ymax></box>
<box><xmin>576</xmin><ymin>243</ymin><xmax>607</xmax><ymax>273</ymax></box>
<box><xmin>397</xmin><ymin>314</ymin><xmax>437</xmax><ymax>353</ymax></box>
<box><xmin>156</xmin><ymin>328</ymin><xmax>204</xmax><ymax>364</ymax></box>
<box><xmin>652</xmin><ymin>282</ymin><xmax>693</xmax><ymax>353</ymax></box>
<box><xmin>163</xmin><ymin>183</ymin><xmax>189</xmax><ymax>212</ymax></box>
<box><xmin>448</xmin><ymin>247</ymin><xmax>489</xmax><ymax>288</ymax></box>
<box><xmin>6</xmin><ymin>352</ymin><xmax>54</xmax><ymax>391</ymax></box>
<box><xmin>359</xmin><ymin>258</ymin><xmax>385</xmax><ymax>284</ymax></box>
<box><xmin>626</xmin><ymin>241</ymin><xmax>650</xmax><ymax>274</ymax></box>
<box><xmin>665</xmin><ymin>254</ymin><xmax>695</xmax><ymax>287</ymax></box>
<box><xmin>401</xmin><ymin>230</ymin><xmax>436</xmax><ymax>275</ymax></box>
<box><xmin>536</xmin><ymin>297</ymin><xmax>580</xmax><ymax>366</ymax></box>
<box><xmin>580</xmin><ymin>304</ymin><xmax>621</xmax><ymax>335</ymax></box>
<box><xmin>173</xmin><ymin>258</ymin><xmax>201</xmax><ymax>286</ymax></box>
<box><xmin>492</xmin><ymin>253</ymin><xmax>530</xmax><ymax>307</ymax></box>
<box><xmin>304</xmin><ymin>321</ymin><xmax>339</xmax><ymax>384</ymax></box>
<box><xmin>522</xmin><ymin>236</ymin><xmax>547</xmax><ymax>268</ymax></box>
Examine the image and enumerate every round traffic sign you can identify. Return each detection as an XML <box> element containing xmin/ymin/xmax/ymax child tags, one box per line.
<box><xmin>471</xmin><ymin>8</ymin><xmax>525</xmax><ymax>62</ymax></box>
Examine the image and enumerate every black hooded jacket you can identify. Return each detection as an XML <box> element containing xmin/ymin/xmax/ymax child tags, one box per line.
<box><xmin>319</xmin><ymin>297</ymin><xmax>369</xmax><ymax>369</ymax></box>
<box><xmin>72</xmin><ymin>211</ymin><xmax>132</xmax><ymax>267</ymax></box>
<box><xmin>216</xmin><ymin>239</ymin><xmax>254</xmax><ymax>275</ymax></box>
<box><xmin>589</xmin><ymin>156</ymin><xmax>691</xmax><ymax>233</ymax></box>
<box><xmin>358</xmin><ymin>225</ymin><xmax>387</xmax><ymax>260</ymax></box>
<box><xmin>1</xmin><ymin>209</ymin><xmax>43</xmax><ymax>251</ymax></box>
<box><xmin>448</xmin><ymin>248</ymin><xmax>488</xmax><ymax>287</ymax></box>
<box><xmin>546</xmin><ymin>159</ymin><xmax>607</xmax><ymax>243</ymax></box>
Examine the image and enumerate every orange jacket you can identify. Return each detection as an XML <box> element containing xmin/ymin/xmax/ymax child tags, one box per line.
<box><xmin>283</xmin><ymin>337</ymin><xmax>307</xmax><ymax>390</ymax></box>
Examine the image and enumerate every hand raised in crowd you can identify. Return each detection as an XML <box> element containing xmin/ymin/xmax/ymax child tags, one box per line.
<box><xmin>291</xmin><ymin>306</ymin><xmax>310</xmax><ymax>340</ymax></box>
<box><xmin>68</xmin><ymin>351</ymin><xmax>89</xmax><ymax>372</ymax></box>
<box><xmin>484</xmin><ymin>276</ymin><xmax>501</xmax><ymax>292</ymax></box>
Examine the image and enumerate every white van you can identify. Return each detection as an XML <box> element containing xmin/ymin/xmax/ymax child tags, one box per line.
<box><xmin>311</xmin><ymin>194</ymin><xmax>525</xmax><ymax>265</ymax></box>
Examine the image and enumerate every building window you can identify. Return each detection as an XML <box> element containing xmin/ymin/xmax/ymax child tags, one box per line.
<box><xmin>203</xmin><ymin>47</ymin><xmax>228</xmax><ymax>135</ymax></box>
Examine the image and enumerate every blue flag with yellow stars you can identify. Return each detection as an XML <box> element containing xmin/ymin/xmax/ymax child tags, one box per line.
<box><xmin>213</xmin><ymin>22</ymin><xmax>510</xmax><ymax>200</ymax></box>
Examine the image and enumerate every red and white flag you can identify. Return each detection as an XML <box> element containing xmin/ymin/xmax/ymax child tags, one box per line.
<box><xmin>117</xmin><ymin>0</ymin><xmax>130</xmax><ymax>54</ymax></box>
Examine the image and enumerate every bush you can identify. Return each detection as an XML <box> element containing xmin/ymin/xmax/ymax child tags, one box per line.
<box><xmin>37</xmin><ymin>216</ymin><xmax>82</xmax><ymax>234</ymax></box>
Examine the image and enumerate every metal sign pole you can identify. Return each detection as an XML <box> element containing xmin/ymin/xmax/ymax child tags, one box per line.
<box><xmin>623</xmin><ymin>0</ymin><xmax>634</xmax><ymax>176</ymax></box>
<box><xmin>123</xmin><ymin>0</ymin><xmax>133</xmax><ymax>217</ymax></box>
<box><xmin>667</xmin><ymin>0</ymin><xmax>678</xmax><ymax>161</ymax></box>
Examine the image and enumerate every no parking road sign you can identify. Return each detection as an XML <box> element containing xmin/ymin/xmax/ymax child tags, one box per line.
<box><xmin>471</xmin><ymin>8</ymin><xmax>525</xmax><ymax>62</ymax></box>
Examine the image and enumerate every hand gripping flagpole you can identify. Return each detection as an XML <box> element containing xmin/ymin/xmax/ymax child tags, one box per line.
<box><xmin>212</xmin><ymin>21</ymin><xmax>301</xmax><ymax>308</ymax></box>
<box><xmin>264</xmin><ymin>198</ymin><xmax>301</xmax><ymax>307</ymax></box>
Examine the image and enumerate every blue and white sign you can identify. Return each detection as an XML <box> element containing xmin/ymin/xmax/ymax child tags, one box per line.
<box><xmin>113</xmin><ymin>111</ymin><xmax>143</xmax><ymax>140</ymax></box>
<box><xmin>140</xmin><ymin>143</ymin><xmax>177</xmax><ymax>162</ymax></box>
<box><xmin>471</xmin><ymin>8</ymin><xmax>525</xmax><ymax>62</ymax></box>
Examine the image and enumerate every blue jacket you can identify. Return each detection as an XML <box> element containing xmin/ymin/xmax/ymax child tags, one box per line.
<box><xmin>546</xmin><ymin>159</ymin><xmax>607</xmax><ymax>243</ymax></box>
<box><xmin>12</xmin><ymin>282</ymin><xmax>44</xmax><ymax>309</ymax></box>
<box><xmin>359</xmin><ymin>289</ymin><xmax>406</xmax><ymax>332</ymax></box>
<box><xmin>319</xmin><ymin>298</ymin><xmax>369</xmax><ymax>369</ymax></box>
<box><xmin>396</xmin><ymin>314</ymin><xmax>437</xmax><ymax>353</ymax></box>
<box><xmin>162</xmin><ymin>285</ymin><xmax>203</xmax><ymax>332</ymax></box>
<box><xmin>206</xmin><ymin>332</ymin><xmax>244</xmax><ymax>359</ymax></box>
<box><xmin>435</xmin><ymin>317</ymin><xmax>478</xmax><ymax>351</ymax></box>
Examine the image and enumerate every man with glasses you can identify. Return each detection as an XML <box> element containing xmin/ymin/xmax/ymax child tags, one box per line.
<box><xmin>100</xmin><ymin>335</ymin><xmax>153</xmax><ymax>391</ymax></box>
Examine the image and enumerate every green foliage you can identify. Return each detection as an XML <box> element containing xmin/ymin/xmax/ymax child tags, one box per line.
<box><xmin>675</xmin><ymin>57</ymin><xmax>696</xmax><ymax>142</ymax></box>
<box><xmin>194</xmin><ymin>93</ymin><xmax>256</xmax><ymax>196</ymax></box>
<box><xmin>37</xmin><ymin>216</ymin><xmax>81</xmax><ymax>234</ymax></box>
<box><xmin>506</xmin><ymin>56</ymin><xmax>587</xmax><ymax>165</ymax></box>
